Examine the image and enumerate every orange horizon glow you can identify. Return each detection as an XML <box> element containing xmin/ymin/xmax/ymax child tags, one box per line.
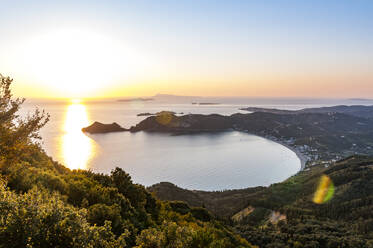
<box><xmin>11</xmin><ymin>73</ymin><xmax>373</xmax><ymax>100</ymax></box>
<box><xmin>0</xmin><ymin>8</ymin><xmax>373</xmax><ymax>100</ymax></box>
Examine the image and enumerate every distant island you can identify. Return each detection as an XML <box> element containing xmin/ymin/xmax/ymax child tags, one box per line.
<box><xmin>137</xmin><ymin>110</ymin><xmax>183</xmax><ymax>116</ymax></box>
<box><xmin>348</xmin><ymin>98</ymin><xmax>372</xmax><ymax>101</ymax></box>
<box><xmin>117</xmin><ymin>97</ymin><xmax>154</xmax><ymax>102</ymax></box>
<box><xmin>82</xmin><ymin>121</ymin><xmax>128</xmax><ymax>133</ymax></box>
<box><xmin>137</xmin><ymin>112</ymin><xmax>155</xmax><ymax>116</ymax></box>
<box><xmin>150</xmin><ymin>93</ymin><xmax>214</xmax><ymax>103</ymax></box>
<box><xmin>192</xmin><ymin>102</ymin><xmax>220</xmax><ymax>105</ymax></box>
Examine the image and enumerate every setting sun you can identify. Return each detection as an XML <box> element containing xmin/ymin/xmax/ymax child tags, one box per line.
<box><xmin>16</xmin><ymin>28</ymin><xmax>144</xmax><ymax>98</ymax></box>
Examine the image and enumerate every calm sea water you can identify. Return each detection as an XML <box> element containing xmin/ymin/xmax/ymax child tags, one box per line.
<box><xmin>19</xmin><ymin>98</ymin><xmax>373</xmax><ymax>190</ymax></box>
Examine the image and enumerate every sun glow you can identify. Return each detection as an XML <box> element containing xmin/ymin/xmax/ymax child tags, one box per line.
<box><xmin>18</xmin><ymin>28</ymin><xmax>144</xmax><ymax>98</ymax></box>
<box><xmin>61</xmin><ymin>102</ymin><xmax>95</xmax><ymax>170</ymax></box>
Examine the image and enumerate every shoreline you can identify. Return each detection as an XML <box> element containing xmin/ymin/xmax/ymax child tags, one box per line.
<box><xmin>267</xmin><ymin>138</ymin><xmax>308</xmax><ymax>171</ymax></box>
<box><xmin>139</xmin><ymin>128</ymin><xmax>308</xmax><ymax>172</ymax></box>
<box><xmin>240</xmin><ymin>130</ymin><xmax>308</xmax><ymax>171</ymax></box>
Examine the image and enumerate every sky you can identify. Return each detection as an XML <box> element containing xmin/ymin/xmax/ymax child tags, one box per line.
<box><xmin>0</xmin><ymin>0</ymin><xmax>372</xmax><ymax>99</ymax></box>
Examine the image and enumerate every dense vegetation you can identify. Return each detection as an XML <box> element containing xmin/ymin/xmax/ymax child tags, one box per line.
<box><xmin>234</xmin><ymin>155</ymin><xmax>373</xmax><ymax>247</ymax></box>
<box><xmin>0</xmin><ymin>75</ymin><xmax>253</xmax><ymax>247</ymax></box>
<box><xmin>149</xmin><ymin>182</ymin><xmax>264</xmax><ymax>218</ymax></box>
<box><xmin>151</xmin><ymin>156</ymin><xmax>373</xmax><ymax>247</ymax></box>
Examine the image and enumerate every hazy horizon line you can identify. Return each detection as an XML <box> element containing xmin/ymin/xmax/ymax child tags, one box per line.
<box><xmin>22</xmin><ymin>94</ymin><xmax>373</xmax><ymax>103</ymax></box>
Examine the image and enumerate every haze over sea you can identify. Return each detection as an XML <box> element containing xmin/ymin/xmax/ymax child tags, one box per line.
<box><xmin>20</xmin><ymin>96</ymin><xmax>373</xmax><ymax>190</ymax></box>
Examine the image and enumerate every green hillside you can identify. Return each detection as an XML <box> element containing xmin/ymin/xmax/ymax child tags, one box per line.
<box><xmin>151</xmin><ymin>156</ymin><xmax>373</xmax><ymax>247</ymax></box>
<box><xmin>234</xmin><ymin>155</ymin><xmax>373</xmax><ymax>247</ymax></box>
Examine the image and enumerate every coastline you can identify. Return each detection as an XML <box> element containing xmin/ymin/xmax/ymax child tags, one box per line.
<box><xmin>269</xmin><ymin>139</ymin><xmax>308</xmax><ymax>171</ymax></box>
<box><xmin>241</xmin><ymin>130</ymin><xmax>308</xmax><ymax>171</ymax></box>
<box><xmin>254</xmin><ymin>134</ymin><xmax>307</xmax><ymax>171</ymax></box>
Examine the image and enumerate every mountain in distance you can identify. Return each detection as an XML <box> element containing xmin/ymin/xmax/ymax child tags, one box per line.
<box><xmin>114</xmin><ymin>94</ymin><xmax>210</xmax><ymax>104</ymax></box>
<box><xmin>152</xmin><ymin>93</ymin><xmax>206</xmax><ymax>103</ymax></box>
<box><xmin>114</xmin><ymin>94</ymin><xmax>373</xmax><ymax>106</ymax></box>
<box><xmin>241</xmin><ymin>105</ymin><xmax>373</xmax><ymax>119</ymax></box>
<box><xmin>117</xmin><ymin>97</ymin><xmax>154</xmax><ymax>102</ymax></box>
<box><xmin>348</xmin><ymin>98</ymin><xmax>373</xmax><ymax>101</ymax></box>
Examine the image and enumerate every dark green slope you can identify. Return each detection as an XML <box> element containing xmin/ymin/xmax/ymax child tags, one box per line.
<box><xmin>148</xmin><ymin>182</ymin><xmax>265</xmax><ymax>219</ymax></box>
<box><xmin>150</xmin><ymin>156</ymin><xmax>373</xmax><ymax>247</ymax></box>
<box><xmin>235</xmin><ymin>156</ymin><xmax>373</xmax><ymax>247</ymax></box>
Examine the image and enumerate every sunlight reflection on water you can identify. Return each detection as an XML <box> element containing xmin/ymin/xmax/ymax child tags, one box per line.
<box><xmin>61</xmin><ymin>103</ymin><xmax>95</xmax><ymax>170</ymax></box>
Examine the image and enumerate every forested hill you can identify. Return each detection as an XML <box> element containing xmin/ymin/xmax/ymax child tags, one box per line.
<box><xmin>241</xmin><ymin>105</ymin><xmax>373</xmax><ymax>119</ymax></box>
<box><xmin>130</xmin><ymin>110</ymin><xmax>373</xmax><ymax>135</ymax></box>
<box><xmin>0</xmin><ymin>75</ymin><xmax>253</xmax><ymax>248</ymax></box>
<box><xmin>150</xmin><ymin>155</ymin><xmax>373</xmax><ymax>247</ymax></box>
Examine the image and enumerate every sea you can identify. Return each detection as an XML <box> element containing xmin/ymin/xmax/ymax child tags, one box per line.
<box><xmin>19</xmin><ymin>97</ymin><xmax>373</xmax><ymax>191</ymax></box>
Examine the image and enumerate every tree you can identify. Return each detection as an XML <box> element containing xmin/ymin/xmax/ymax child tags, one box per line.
<box><xmin>0</xmin><ymin>181</ymin><xmax>127</xmax><ymax>248</ymax></box>
<box><xmin>0</xmin><ymin>74</ymin><xmax>49</xmax><ymax>167</ymax></box>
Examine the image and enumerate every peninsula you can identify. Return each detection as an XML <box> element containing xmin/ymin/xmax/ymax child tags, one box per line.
<box><xmin>128</xmin><ymin>105</ymin><xmax>373</xmax><ymax>167</ymax></box>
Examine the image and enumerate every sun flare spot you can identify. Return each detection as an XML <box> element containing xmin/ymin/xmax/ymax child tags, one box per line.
<box><xmin>313</xmin><ymin>174</ymin><xmax>335</xmax><ymax>204</ymax></box>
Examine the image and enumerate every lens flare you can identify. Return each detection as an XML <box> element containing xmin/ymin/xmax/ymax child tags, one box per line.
<box><xmin>313</xmin><ymin>174</ymin><xmax>334</xmax><ymax>204</ymax></box>
<box><xmin>155</xmin><ymin>111</ymin><xmax>175</xmax><ymax>125</ymax></box>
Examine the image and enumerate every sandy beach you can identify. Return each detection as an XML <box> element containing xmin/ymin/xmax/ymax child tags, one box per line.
<box><xmin>274</xmin><ymin>140</ymin><xmax>308</xmax><ymax>171</ymax></box>
<box><xmin>258</xmin><ymin>135</ymin><xmax>308</xmax><ymax>171</ymax></box>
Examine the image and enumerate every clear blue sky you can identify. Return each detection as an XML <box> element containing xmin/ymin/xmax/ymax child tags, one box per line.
<box><xmin>1</xmin><ymin>0</ymin><xmax>372</xmax><ymax>98</ymax></box>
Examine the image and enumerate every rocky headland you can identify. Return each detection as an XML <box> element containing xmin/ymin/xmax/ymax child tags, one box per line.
<box><xmin>82</xmin><ymin>121</ymin><xmax>128</xmax><ymax>133</ymax></box>
<box><xmin>129</xmin><ymin>106</ymin><xmax>373</xmax><ymax>165</ymax></box>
